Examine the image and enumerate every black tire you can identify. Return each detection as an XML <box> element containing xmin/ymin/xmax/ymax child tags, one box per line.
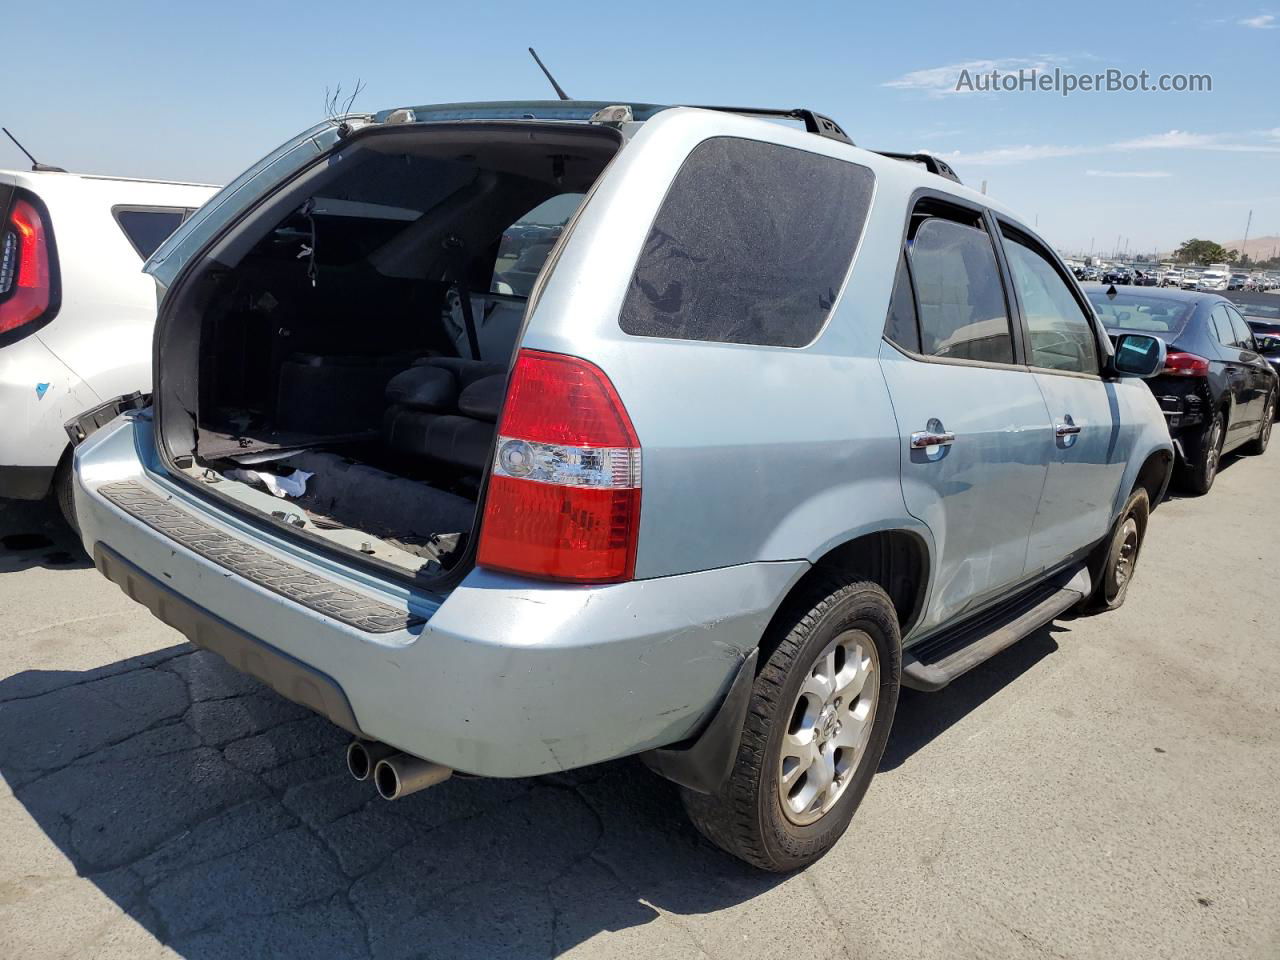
<box><xmin>53</xmin><ymin>451</ymin><xmax>79</xmax><ymax>535</ymax></box>
<box><xmin>1175</xmin><ymin>411</ymin><xmax>1224</xmax><ymax>496</ymax></box>
<box><xmin>1241</xmin><ymin>393</ymin><xmax>1274</xmax><ymax>456</ymax></box>
<box><xmin>681</xmin><ymin>578</ymin><xmax>901</xmax><ymax>872</ymax></box>
<box><xmin>1081</xmin><ymin>487</ymin><xmax>1150</xmax><ymax>614</ymax></box>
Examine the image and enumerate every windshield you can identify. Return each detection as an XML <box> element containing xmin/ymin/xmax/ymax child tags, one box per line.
<box><xmin>1086</xmin><ymin>291</ymin><xmax>1195</xmax><ymax>337</ymax></box>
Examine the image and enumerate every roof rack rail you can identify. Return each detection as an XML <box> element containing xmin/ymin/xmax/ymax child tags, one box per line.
<box><xmin>682</xmin><ymin>105</ymin><xmax>854</xmax><ymax>145</ymax></box>
<box><xmin>873</xmin><ymin>151</ymin><xmax>962</xmax><ymax>184</ymax></box>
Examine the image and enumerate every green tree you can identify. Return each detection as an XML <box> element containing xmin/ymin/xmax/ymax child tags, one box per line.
<box><xmin>1174</xmin><ymin>238</ymin><xmax>1230</xmax><ymax>264</ymax></box>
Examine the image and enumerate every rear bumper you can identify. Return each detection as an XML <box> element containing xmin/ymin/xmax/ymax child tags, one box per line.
<box><xmin>74</xmin><ymin>415</ymin><xmax>804</xmax><ymax>777</ymax></box>
<box><xmin>95</xmin><ymin>544</ymin><xmax>368</xmax><ymax>736</ymax></box>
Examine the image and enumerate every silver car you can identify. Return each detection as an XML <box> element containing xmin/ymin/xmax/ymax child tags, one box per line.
<box><xmin>70</xmin><ymin>100</ymin><xmax>1173</xmax><ymax>871</ymax></box>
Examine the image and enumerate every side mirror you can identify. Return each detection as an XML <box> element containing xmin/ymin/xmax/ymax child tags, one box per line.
<box><xmin>1255</xmin><ymin>334</ymin><xmax>1280</xmax><ymax>355</ymax></box>
<box><xmin>1111</xmin><ymin>333</ymin><xmax>1166</xmax><ymax>378</ymax></box>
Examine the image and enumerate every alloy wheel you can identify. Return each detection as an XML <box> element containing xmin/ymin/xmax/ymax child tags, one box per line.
<box><xmin>1204</xmin><ymin>419</ymin><xmax>1222</xmax><ymax>485</ymax></box>
<box><xmin>777</xmin><ymin>630</ymin><xmax>880</xmax><ymax>826</ymax></box>
<box><xmin>1112</xmin><ymin>517</ymin><xmax>1140</xmax><ymax>595</ymax></box>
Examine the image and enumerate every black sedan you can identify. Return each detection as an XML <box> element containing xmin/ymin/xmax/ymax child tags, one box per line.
<box><xmin>1085</xmin><ymin>285</ymin><xmax>1277</xmax><ymax>494</ymax></box>
<box><xmin>1100</xmin><ymin>268</ymin><xmax>1132</xmax><ymax>285</ymax></box>
<box><xmin>1224</xmin><ymin>289</ymin><xmax>1280</xmax><ymax>338</ymax></box>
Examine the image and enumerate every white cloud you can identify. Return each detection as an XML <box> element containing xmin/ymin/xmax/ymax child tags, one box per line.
<box><xmin>1085</xmin><ymin>169</ymin><xmax>1172</xmax><ymax>178</ymax></box>
<box><xmin>1116</xmin><ymin>130</ymin><xmax>1280</xmax><ymax>153</ymax></box>
<box><xmin>1238</xmin><ymin>13</ymin><xmax>1276</xmax><ymax>28</ymax></box>
<box><xmin>1112</xmin><ymin>130</ymin><xmax>1219</xmax><ymax>149</ymax></box>
<box><xmin>940</xmin><ymin>143</ymin><xmax>1090</xmax><ymax>166</ymax></box>
<box><xmin>913</xmin><ymin>127</ymin><xmax>967</xmax><ymax>142</ymax></box>
<box><xmin>883</xmin><ymin>56</ymin><xmax>1065</xmax><ymax>97</ymax></box>
<box><xmin>942</xmin><ymin>129</ymin><xmax>1280</xmax><ymax>167</ymax></box>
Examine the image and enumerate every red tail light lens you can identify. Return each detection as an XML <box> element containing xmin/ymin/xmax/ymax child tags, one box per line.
<box><xmin>0</xmin><ymin>198</ymin><xmax>53</xmax><ymax>336</ymax></box>
<box><xmin>477</xmin><ymin>350</ymin><xmax>641</xmax><ymax>583</ymax></box>
<box><xmin>1162</xmin><ymin>351</ymin><xmax>1210</xmax><ymax>377</ymax></box>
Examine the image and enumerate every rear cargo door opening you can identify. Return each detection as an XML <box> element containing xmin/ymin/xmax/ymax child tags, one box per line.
<box><xmin>150</xmin><ymin>121</ymin><xmax>623</xmax><ymax>584</ymax></box>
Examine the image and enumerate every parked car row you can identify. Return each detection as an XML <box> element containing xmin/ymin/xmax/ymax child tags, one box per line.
<box><xmin>1074</xmin><ymin>263</ymin><xmax>1280</xmax><ymax>293</ymax></box>
<box><xmin>5</xmin><ymin>100</ymin><xmax>1276</xmax><ymax>873</ymax></box>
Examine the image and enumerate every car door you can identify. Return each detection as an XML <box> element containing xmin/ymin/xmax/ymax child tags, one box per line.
<box><xmin>1225</xmin><ymin>305</ymin><xmax>1273</xmax><ymax>426</ymax></box>
<box><xmin>997</xmin><ymin>223</ymin><xmax>1126</xmax><ymax>570</ymax></box>
<box><xmin>878</xmin><ymin>200</ymin><xmax>1051</xmax><ymax>633</ymax></box>
<box><xmin>1209</xmin><ymin>304</ymin><xmax>1257</xmax><ymax>443</ymax></box>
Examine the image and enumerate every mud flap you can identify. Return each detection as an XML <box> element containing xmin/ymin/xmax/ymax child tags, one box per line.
<box><xmin>641</xmin><ymin>648</ymin><xmax>758</xmax><ymax>795</ymax></box>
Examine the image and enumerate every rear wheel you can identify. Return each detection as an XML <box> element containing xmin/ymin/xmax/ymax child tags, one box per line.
<box><xmin>681</xmin><ymin>578</ymin><xmax>901</xmax><ymax>872</ymax></box>
<box><xmin>1176</xmin><ymin>411</ymin><xmax>1224</xmax><ymax>496</ymax></box>
<box><xmin>53</xmin><ymin>451</ymin><xmax>79</xmax><ymax>535</ymax></box>
<box><xmin>1081</xmin><ymin>487</ymin><xmax>1149</xmax><ymax>614</ymax></box>
<box><xmin>1242</xmin><ymin>394</ymin><xmax>1274</xmax><ymax>455</ymax></box>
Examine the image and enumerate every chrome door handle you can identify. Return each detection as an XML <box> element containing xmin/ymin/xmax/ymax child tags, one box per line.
<box><xmin>1055</xmin><ymin>422</ymin><xmax>1082</xmax><ymax>437</ymax></box>
<box><xmin>910</xmin><ymin>430</ymin><xmax>956</xmax><ymax>448</ymax></box>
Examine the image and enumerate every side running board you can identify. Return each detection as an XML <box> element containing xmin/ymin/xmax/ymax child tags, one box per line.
<box><xmin>901</xmin><ymin>565</ymin><xmax>1092</xmax><ymax>692</ymax></box>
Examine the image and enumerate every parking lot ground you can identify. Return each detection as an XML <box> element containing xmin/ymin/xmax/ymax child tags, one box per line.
<box><xmin>1</xmin><ymin>447</ymin><xmax>1278</xmax><ymax>960</ymax></box>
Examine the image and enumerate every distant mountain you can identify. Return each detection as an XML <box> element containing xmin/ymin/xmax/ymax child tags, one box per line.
<box><xmin>1227</xmin><ymin>235</ymin><xmax>1280</xmax><ymax>263</ymax></box>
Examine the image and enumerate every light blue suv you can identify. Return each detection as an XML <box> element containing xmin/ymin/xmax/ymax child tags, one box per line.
<box><xmin>69</xmin><ymin>100</ymin><xmax>1173</xmax><ymax>871</ymax></box>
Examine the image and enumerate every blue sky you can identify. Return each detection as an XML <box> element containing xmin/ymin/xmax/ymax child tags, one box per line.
<box><xmin>7</xmin><ymin>0</ymin><xmax>1278</xmax><ymax>256</ymax></box>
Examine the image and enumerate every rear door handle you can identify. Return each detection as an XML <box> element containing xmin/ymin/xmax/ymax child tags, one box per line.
<box><xmin>1054</xmin><ymin>422</ymin><xmax>1082</xmax><ymax>437</ymax></box>
<box><xmin>910</xmin><ymin>430</ymin><xmax>956</xmax><ymax>448</ymax></box>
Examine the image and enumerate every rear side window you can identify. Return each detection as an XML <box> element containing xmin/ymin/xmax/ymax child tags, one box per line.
<box><xmin>492</xmin><ymin>193</ymin><xmax>583</xmax><ymax>298</ymax></box>
<box><xmin>619</xmin><ymin>137</ymin><xmax>874</xmax><ymax>348</ymax></box>
<box><xmin>1225</xmin><ymin>306</ymin><xmax>1255</xmax><ymax>348</ymax></box>
<box><xmin>1209</xmin><ymin>305</ymin><xmax>1238</xmax><ymax>348</ymax></box>
<box><xmin>114</xmin><ymin>207</ymin><xmax>188</xmax><ymax>260</ymax></box>
<box><xmin>908</xmin><ymin>216</ymin><xmax>1014</xmax><ymax>364</ymax></box>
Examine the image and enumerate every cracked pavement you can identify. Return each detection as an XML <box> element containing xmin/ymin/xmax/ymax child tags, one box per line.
<box><xmin>2</xmin><ymin>447</ymin><xmax>1279</xmax><ymax>959</ymax></box>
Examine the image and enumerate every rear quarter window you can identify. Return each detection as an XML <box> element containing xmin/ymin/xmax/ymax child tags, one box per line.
<box><xmin>618</xmin><ymin>137</ymin><xmax>874</xmax><ymax>348</ymax></box>
<box><xmin>114</xmin><ymin>207</ymin><xmax>189</xmax><ymax>260</ymax></box>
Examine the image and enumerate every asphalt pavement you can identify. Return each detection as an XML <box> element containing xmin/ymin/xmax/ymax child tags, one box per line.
<box><xmin>0</xmin><ymin>446</ymin><xmax>1277</xmax><ymax>959</ymax></box>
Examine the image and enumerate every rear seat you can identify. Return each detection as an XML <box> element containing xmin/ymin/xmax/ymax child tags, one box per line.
<box><xmin>383</xmin><ymin>358</ymin><xmax>506</xmax><ymax>473</ymax></box>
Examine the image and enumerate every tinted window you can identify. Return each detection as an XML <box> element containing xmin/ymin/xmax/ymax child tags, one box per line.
<box><xmin>1209</xmin><ymin>305</ymin><xmax>1238</xmax><ymax>347</ymax></box>
<box><xmin>1225</xmin><ymin>306</ymin><xmax>1255</xmax><ymax>348</ymax></box>
<box><xmin>492</xmin><ymin>193</ymin><xmax>583</xmax><ymax>298</ymax></box>
<box><xmin>1002</xmin><ymin>231</ymin><xmax>1099</xmax><ymax>374</ymax></box>
<box><xmin>619</xmin><ymin>137</ymin><xmax>874</xmax><ymax>347</ymax></box>
<box><xmin>908</xmin><ymin>217</ymin><xmax>1013</xmax><ymax>364</ymax></box>
<box><xmin>883</xmin><ymin>251</ymin><xmax>921</xmax><ymax>352</ymax></box>
<box><xmin>114</xmin><ymin>208</ymin><xmax>186</xmax><ymax>259</ymax></box>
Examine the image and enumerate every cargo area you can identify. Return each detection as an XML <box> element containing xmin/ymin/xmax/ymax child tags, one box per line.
<box><xmin>151</xmin><ymin>122</ymin><xmax>623</xmax><ymax>577</ymax></box>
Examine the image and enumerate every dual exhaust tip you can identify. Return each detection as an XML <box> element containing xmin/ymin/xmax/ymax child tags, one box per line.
<box><xmin>346</xmin><ymin>739</ymin><xmax>452</xmax><ymax>801</ymax></box>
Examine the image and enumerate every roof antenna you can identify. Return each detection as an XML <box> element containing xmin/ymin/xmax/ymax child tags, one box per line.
<box><xmin>2</xmin><ymin>128</ymin><xmax>66</xmax><ymax>173</ymax></box>
<box><xmin>528</xmin><ymin>48</ymin><xmax>571</xmax><ymax>101</ymax></box>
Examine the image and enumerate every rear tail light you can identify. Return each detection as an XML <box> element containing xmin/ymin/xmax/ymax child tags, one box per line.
<box><xmin>1162</xmin><ymin>351</ymin><xmax>1210</xmax><ymax>377</ymax></box>
<box><xmin>0</xmin><ymin>198</ymin><xmax>54</xmax><ymax>336</ymax></box>
<box><xmin>477</xmin><ymin>349</ymin><xmax>641</xmax><ymax>583</ymax></box>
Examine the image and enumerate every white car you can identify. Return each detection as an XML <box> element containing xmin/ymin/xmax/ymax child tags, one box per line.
<box><xmin>0</xmin><ymin>168</ymin><xmax>216</xmax><ymax>525</ymax></box>
<box><xmin>1197</xmin><ymin>270</ymin><xmax>1229</xmax><ymax>291</ymax></box>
